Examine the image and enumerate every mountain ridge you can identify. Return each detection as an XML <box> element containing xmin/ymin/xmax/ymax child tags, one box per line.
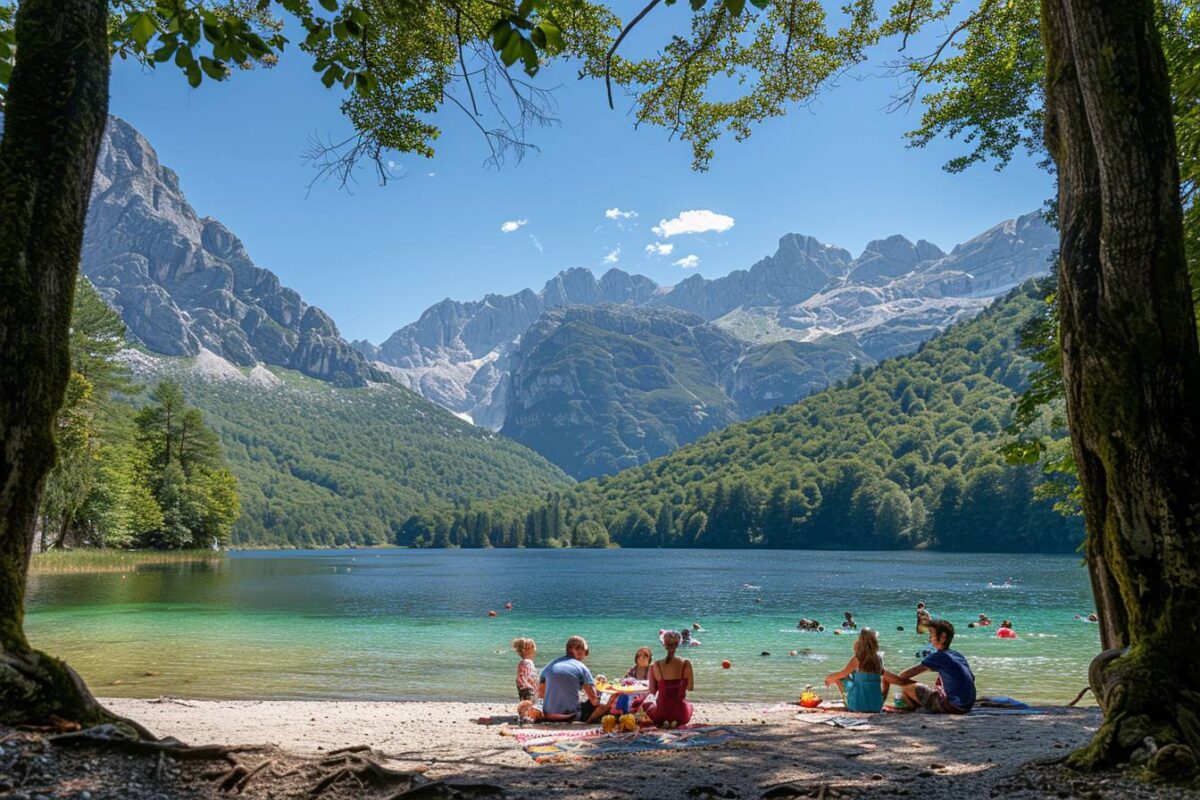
<box><xmin>83</xmin><ymin>116</ymin><xmax>385</xmax><ymax>387</ymax></box>
<box><xmin>357</xmin><ymin>212</ymin><xmax>1056</xmax><ymax>429</ymax></box>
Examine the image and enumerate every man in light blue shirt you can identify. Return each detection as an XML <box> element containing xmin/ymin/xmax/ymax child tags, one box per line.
<box><xmin>517</xmin><ymin>635</ymin><xmax>611</xmax><ymax>723</ymax></box>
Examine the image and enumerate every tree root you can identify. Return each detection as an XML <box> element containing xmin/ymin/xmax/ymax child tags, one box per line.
<box><xmin>46</xmin><ymin>725</ymin><xmax>501</xmax><ymax>798</ymax></box>
<box><xmin>1</xmin><ymin>646</ymin><xmax>154</xmax><ymax>738</ymax></box>
<box><xmin>309</xmin><ymin>749</ymin><xmax>428</xmax><ymax>796</ymax></box>
<box><xmin>1069</xmin><ymin>647</ymin><xmax>1200</xmax><ymax>780</ymax></box>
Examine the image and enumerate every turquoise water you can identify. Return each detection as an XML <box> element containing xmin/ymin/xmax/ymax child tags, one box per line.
<box><xmin>25</xmin><ymin>549</ymin><xmax>1101</xmax><ymax>705</ymax></box>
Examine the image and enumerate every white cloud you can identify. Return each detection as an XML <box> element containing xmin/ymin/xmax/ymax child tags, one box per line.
<box><xmin>427</xmin><ymin>172</ymin><xmax>436</xmax><ymax>177</ymax></box>
<box><xmin>603</xmin><ymin>246</ymin><xmax>621</xmax><ymax>264</ymax></box>
<box><xmin>387</xmin><ymin>159</ymin><xmax>399</xmax><ymax>170</ymax></box>
<box><xmin>645</xmin><ymin>242</ymin><xmax>675</xmax><ymax>256</ymax></box>
<box><xmin>652</xmin><ymin>209</ymin><xmax>735</xmax><ymax>238</ymax></box>
<box><xmin>605</xmin><ymin>207</ymin><xmax>638</xmax><ymax>220</ymax></box>
<box><xmin>529</xmin><ymin>234</ymin><xmax>544</xmax><ymax>252</ymax></box>
<box><xmin>673</xmin><ymin>254</ymin><xmax>700</xmax><ymax>269</ymax></box>
<box><xmin>500</xmin><ymin>219</ymin><xmax>528</xmax><ymax>233</ymax></box>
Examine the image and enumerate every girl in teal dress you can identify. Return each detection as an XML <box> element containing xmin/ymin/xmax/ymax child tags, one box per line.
<box><xmin>824</xmin><ymin>628</ymin><xmax>889</xmax><ymax>712</ymax></box>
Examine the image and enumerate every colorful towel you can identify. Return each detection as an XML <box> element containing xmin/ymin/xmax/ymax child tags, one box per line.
<box><xmin>521</xmin><ymin>725</ymin><xmax>747</xmax><ymax>762</ymax></box>
<box><xmin>511</xmin><ymin>727</ymin><xmax>604</xmax><ymax>745</ymax></box>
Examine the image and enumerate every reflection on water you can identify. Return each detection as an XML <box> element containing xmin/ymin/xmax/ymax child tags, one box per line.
<box><xmin>26</xmin><ymin>549</ymin><xmax>1100</xmax><ymax>704</ymax></box>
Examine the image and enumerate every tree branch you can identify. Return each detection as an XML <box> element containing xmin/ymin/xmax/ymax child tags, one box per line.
<box><xmin>605</xmin><ymin>0</ymin><xmax>663</xmax><ymax>109</ymax></box>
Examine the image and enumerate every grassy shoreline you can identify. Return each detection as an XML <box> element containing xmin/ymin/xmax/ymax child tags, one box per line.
<box><xmin>29</xmin><ymin>548</ymin><xmax>225</xmax><ymax>574</ymax></box>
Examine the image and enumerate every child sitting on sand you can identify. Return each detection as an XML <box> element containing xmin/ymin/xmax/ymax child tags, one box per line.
<box><xmin>512</xmin><ymin>637</ymin><xmax>538</xmax><ymax>702</ymax></box>
<box><xmin>824</xmin><ymin>628</ymin><xmax>890</xmax><ymax>712</ymax></box>
<box><xmin>626</xmin><ymin>646</ymin><xmax>653</xmax><ymax>681</ymax></box>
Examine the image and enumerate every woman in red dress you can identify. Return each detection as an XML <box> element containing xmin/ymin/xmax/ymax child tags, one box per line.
<box><xmin>643</xmin><ymin>630</ymin><xmax>694</xmax><ymax>728</ymax></box>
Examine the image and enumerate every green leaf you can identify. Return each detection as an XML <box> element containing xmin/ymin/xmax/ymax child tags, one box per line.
<box><xmin>341</xmin><ymin>71</ymin><xmax>354</xmax><ymax>89</ymax></box>
<box><xmin>321</xmin><ymin>66</ymin><xmax>337</xmax><ymax>88</ymax></box>
<box><xmin>202</xmin><ymin>22</ymin><xmax>221</xmax><ymax>44</ymax></box>
<box><xmin>344</xmin><ymin>18</ymin><xmax>361</xmax><ymax>37</ymax></box>
<box><xmin>244</xmin><ymin>33</ymin><xmax>270</xmax><ymax>58</ymax></box>
<box><xmin>318</xmin><ymin>0</ymin><xmax>338</xmax><ymax>10</ymax></box>
<box><xmin>500</xmin><ymin>32</ymin><xmax>522</xmax><ymax>66</ymax></box>
<box><xmin>350</xmin><ymin>8</ymin><xmax>369</xmax><ymax>27</ymax></box>
<box><xmin>153</xmin><ymin>39</ymin><xmax>178</xmax><ymax>63</ymax></box>
<box><xmin>185</xmin><ymin>59</ymin><xmax>202</xmax><ymax>87</ymax></box>
<box><xmin>130</xmin><ymin>12</ymin><xmax>157</xmax><ymax>49</ymax></box>
<box><xmin>538</xmin><ymin>21</ymin><xmax>563</xmax><ymax>52</ymax></box>
<box><xmin>333</xmin><ymin>21</ymin><xmax>349</xmax><ymax>40</ymax></box>
<box><xmin>747</xmin><ymin>0</ymin><xmax>770</xmax><ymax>7</ymax></box>
<box><xmin>492</xmin><ymin>23</ymin><xmax>512</xmax><ymax>52</ymax></box>
<box><xmin>520</xmin><ymin>38</ymin><xmax>539</xmax><ymax>75</ymax></box>
<box><xmin>199</xmin><ymin>56</ymin><xmax>225</xmax><ymax>81</ymax></box>
<box><xmin>305</xmin><ymin>25</ymin><xmax>329</xmax><ymax>47</ymax></box>
<box><xmin>0</xmin><ymin>60</ymin><xmax>11</xmax><ymax>87</ymax></box>
<box><xmin>531</xmin><ymin>28</ymin><xmax>546</xmax><ymax>49</ymax></box>
<box><xmin>174</xmin><ymin>45</ymin><xmax>194</xmax><ymax>68</ymax></box>
<box><xmin>725</xmin><ymin>0</ymin><xmax>746</xmax><ymax>13</ymax></box>
<box><xmin>689</xmin><ymin>0</ymin><xmax>706</xmax><ymax>9</ymax></box>
<box><xmin>354</xmin><ymin>71</ymin><xmax>371</xmax><ymax>93</ymax></box>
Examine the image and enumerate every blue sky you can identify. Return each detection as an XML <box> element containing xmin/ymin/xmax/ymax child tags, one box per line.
<box><xmin>108</xmin><ymin>7</ymin><xmax>1051</xmax><ymax>345</ymax></box>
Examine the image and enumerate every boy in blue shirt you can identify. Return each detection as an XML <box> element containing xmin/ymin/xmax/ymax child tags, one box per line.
<box><xmin>884</xmin><ymin>619</ymin><xmax>976</xmax><ymax>714</ymax></box>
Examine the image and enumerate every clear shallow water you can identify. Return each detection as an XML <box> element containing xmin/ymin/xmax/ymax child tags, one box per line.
<box><xmin>25</xmin><ymin>549</ymin><xmax>1100</xmax><ymax>705</ymax></box>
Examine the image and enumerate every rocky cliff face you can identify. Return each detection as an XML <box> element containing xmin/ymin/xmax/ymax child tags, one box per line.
<box><xmin>358</xmin><ymin>268</ymin><xmax>664</xmax><ymax>427</ymax></box>
<box><xmin>83</xmin><ymin>117</ymin><xmax>384</xmax><ymax>387</ymax></box>
<box><xmin>362</xmin><ymin>212</ymin><xmax>1055</xmax><ymax>428</ymax></box>
<box><xmin>499</xmin><ymin>304</ymin><xmax>874</xmax><ymax>478</ymax></box>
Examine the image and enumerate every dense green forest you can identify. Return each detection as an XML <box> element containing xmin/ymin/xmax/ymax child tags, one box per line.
<box><xmin>40</xmin><ymin>280</ymin><xmax>239</xmax><ymax>549</ymax></box>
<box><xmin>131</xmin><ymin>356</ymin><xmax>572</xmax><ymax>548</ymax></box>
<box><xmin>501</xmin><ymin>304</ymin><xmax>872</xmax><ymax>479</ymax></box>
<box><xmin>398</xmin><ymin>281</ymin><xmax>1083</xmax><ymax>552</ymax></box>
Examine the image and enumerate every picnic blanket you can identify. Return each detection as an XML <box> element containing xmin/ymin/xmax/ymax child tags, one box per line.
<box><xmin>519</xmin><ymin>725</ymin><xmax>747</xmax><ymax>763</ymax></box>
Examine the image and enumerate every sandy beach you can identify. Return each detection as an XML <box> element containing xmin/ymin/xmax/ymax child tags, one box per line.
<box><xmin>85</xmin><ymin>698</ymin><xmax>1192</xmax><ymax>799</ymax></box>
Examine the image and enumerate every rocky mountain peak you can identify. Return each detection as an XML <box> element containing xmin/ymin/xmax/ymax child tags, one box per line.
<box><xmin>360</xmin><ymin>211</ymin><xmax>1055</xmax><ymax>431</ymax></box>
<box><xmin>83</xmin><ymin>116</ymin><xmax>384</xmax><ymax>387</ymax></box>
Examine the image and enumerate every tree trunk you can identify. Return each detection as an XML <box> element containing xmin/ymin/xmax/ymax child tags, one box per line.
<box><xmin>0</xmin><ymin>0</ymin><xmax>115</xmax><ymax>725</ymax></box>
<box><xmin>1042</xmin><ymin>0</ymin><xmax>1200</xmax><ymax>778</ymax></box>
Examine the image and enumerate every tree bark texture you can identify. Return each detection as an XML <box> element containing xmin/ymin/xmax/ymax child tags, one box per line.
<box><xmin>0</xmin><ymin>0</ymin><xmax>114</xmax><ymax>724</ymax></box>
<box><xmin>1042</xmin><ymin>0</ymin><xmax>1200</xmax><ymax>777</ymax></box>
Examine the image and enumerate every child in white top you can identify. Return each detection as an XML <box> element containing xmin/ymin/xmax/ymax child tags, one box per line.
<box><xmin>511</xmin><ymin>637</ymin><xmax>538</xmax><ymax>701</ymax></box>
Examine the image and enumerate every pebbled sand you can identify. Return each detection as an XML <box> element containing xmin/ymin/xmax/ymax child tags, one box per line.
<box><xmin>97</xmin><ymin>698</ymin><xmax>1198</xmax><ymax>799</ymax></box>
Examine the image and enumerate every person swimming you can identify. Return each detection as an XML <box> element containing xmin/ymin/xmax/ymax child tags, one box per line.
<box><xmin>841</xmin><ymin>611</ymin><xmax>858</xmax><ymax>630</ymax></box>
<box><xmin>915</xmin><ymin>602</ymin><xmax>931</xmax><ymax>635</ymax></box>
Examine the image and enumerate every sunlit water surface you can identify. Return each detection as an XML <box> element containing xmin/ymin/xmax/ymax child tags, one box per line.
<box><xmin>26</xmin><ymin>549</ymin><xmax>1100</xmax><ymax>704</ymax></box>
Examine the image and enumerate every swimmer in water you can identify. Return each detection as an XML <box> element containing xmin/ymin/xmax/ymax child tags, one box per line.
<box><xmin>916</xmin><ymin>602</ymin><xmax>931</xmax><ymax>635</ymax></box>
<box><xmin>842</xmin><ymin>611</ymin><xmax>857</xmax><ymax>630</ymax></box>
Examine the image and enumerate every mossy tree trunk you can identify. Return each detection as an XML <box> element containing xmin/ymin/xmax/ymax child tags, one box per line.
<box><xmin>0</xmin><ymin>0</ymin><xmax>116</xmax><ymax>725</ymax></box>
<box><xmin>1043</xmin><ymin>0</ymin><xmax>1200</xmax><ymax>778</ymax></box>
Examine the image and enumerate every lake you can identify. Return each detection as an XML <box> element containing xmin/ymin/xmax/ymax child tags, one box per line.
<box><xmin>25</xmin><ymin>549</ymin><xmax>1101</xmax><ymax>705</ymax></box>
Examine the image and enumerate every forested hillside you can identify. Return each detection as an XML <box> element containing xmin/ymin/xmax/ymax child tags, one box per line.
<box><xmin>398</xmin><ymin>281</ymin><xmax>1082</xmax><ymax>552</ymax></box>
<box><xmin>500</xmin><ymin>305</ymin><xmax>870</xmax><ymax>478</ymax></box>
<box><xmin>41</xmin><ymin>280</ymin><xmax>240</xmax><ymax>550</ymax></box>
<box><xmin>119</xmin><ymin>353</ymin><xmax>571</xmax><ymax>547</ymax></box>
